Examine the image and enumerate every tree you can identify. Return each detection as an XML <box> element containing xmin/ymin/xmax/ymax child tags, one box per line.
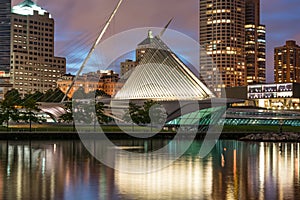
<box><xmin>123</xmin><ymin>100</ymin><xmax>166</xmax><ymax>126</ymax></box>
<box><xmin>95</xmin><ymin>89</ymin><xmax>110</xmax><ymax>98</ymax></box>
<box><xmin>95</xmin><ymin>101</ymin><xmax>112</xmax><ymax>124</ymax></box>
<box><xmin>59</xmin><ymin>101</ymin><xmax>75</xmax><ymax>131</ymax></box>
<box><xmin>27</xmin><ymin>91</ymin><xmax>43</xmax><ymax>102</ymax></box>
<box><xmin>21</xmin><ymin>96</ymin><xmax>45</xmax><ymax>132</ymax></box>
<box><xmin>0</xmin><ymin>89</ymin><xmax>21</xmax><ymax>130</ymax></box>
<box><xmin>73</xmin><ymin>87</ymin><xmax>87</xmax><ymax>99</ymax></box>
<box><xmin>123</xmin><ymin>102</ymin><xmax>143</xmax><ymax>124</ymax></box>
<box><xmin>40</xmin><ymin>88</ymin><xmax>66</xmax><ymax>102</ymax></box>
<box><xmin>142</xmin><ymin>100</ymin><xmax>166</xmax><ymax>125</ymax></box>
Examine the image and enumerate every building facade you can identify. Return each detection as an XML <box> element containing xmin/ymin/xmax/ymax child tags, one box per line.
<box><xmin>225</xmin><ymin>83</ymin><xmax>300</xmax><ymax>110</ymax></box>
<box><xmin>10</xmin><ymin>0</ymin><xmax>66</xmax><ymax>96</ymax></box>
<box><xmin>0</xmin><ymin>0</ymin><xmax>12</xmax><ymax>99</ymax></box>
<box><xmin>199</xmin><ymin>0</ymin><xmax>266</xmax><ymax>95</ymax></box>
<box><xmin>274</xmin><ymin>40</ymin><xmax>300</xmax><ymax>83</ymax></box>
<box><xmin>245</xmin><ymin>0</ymin><xmax>266</xmax><ymax>84</ymax></box>
<box><xmin>120</xmin><ymin>31</ymin><xmax>155</xmax><ymax>77</ymax></box>
<box><xmin>200</xmin><ymin>0</ymin><xmax>246</xmax><ymax>95</ymax></box>
<box><xmin>120</xmin><ymin>59</ymin><xmax>137</xmax><ymax>77</ymax></box>
<box><xmin>0</xmin><ymin>0</ymin><xmax>11</xmax><ymax>75</ymax></box>
<box><xmin>57</xmin><ymin>70</ymin><xmax>120</xmax><ymax>98</ymax></box>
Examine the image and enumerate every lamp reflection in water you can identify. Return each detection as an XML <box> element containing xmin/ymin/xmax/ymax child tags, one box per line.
<box><xmin>115</xmin><ymin>154</ymin><xmax>213</xmax><ymax>199</ymax></box>
<box><xmin>0</xmin><ymin>140</ymin><xmax>300</xmax><ymax>199</ymax></box>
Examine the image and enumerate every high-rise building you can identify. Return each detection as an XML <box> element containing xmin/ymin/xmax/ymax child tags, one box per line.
<box><xmin>274</xmin><ymin>40</ymin><xmax>300</xmax><ymax>83</ymax></box>
<box><xmin>200</xmin><ymin>0</ymin><xmax>246</xmax><ymax>95</ymax></box>
<box><xmin>0</xmin><ymin>0</ymin><xmax>12</xmax><ymax>99</ymax></box>
<box><xmin>0</xmin><ymin>0</ymin><xmax>11</xmax><ymax>75</ymax></box>
<box><xmin>245</xmin><ymin>0</ymin><xmax>266</xmax><ymax>84</ymax></box>
<box><xmin>10</xmin><ymin>0</ymin><xmax>66</xmax><ymax>96</ymax></box>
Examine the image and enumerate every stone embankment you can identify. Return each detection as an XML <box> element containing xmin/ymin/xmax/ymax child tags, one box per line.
<box><xmin>240</xmin><ymin>132</ymin><xmax>300</xmax><ymax>142</ymax></box>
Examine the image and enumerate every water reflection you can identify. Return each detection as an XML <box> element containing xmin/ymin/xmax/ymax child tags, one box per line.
<box><xmin>0</xmin><ymin>140</ymin><xmax>299</xmax><ymax>199</ymax></box>
<box><xmin>0</xmin><ymin>141</ymin><xmax>116</xmax><ymax>200</ymax></box>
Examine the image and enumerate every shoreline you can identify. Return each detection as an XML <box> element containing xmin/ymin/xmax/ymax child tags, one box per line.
<box><xmin>0</xmin><ymin>131</ymin><xmax>299</xmax><ymax>141</ymax></box>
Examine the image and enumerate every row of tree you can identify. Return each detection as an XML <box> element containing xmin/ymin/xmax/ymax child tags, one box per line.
<box><xmin>0</xmin><ymin>87</ymin><xmax>166</xmax><ymax>131</ymax></box>
<box><xmin>123</xmin><ymin>100</ymin><xmax>166</xmax><ymax>125</ymax></box>
<box><xmin>0</xmin><ymin>89</ymin><xmax>44</xmax><ymax>131</ymax></box>
<box><xmin>59</xmin><ymin>99</ymin><xmax>166</xmax><ymax>128</ymax></box>
<box><xmin>0</xmin><ymin>88</ymin><xmax>112</xmax><ymax>131</ymax></box>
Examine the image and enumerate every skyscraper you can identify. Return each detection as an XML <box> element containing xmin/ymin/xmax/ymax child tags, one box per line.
<box><xmin>245</xmin><ymin>0</ymin><xmax>266</xmax><ymax>84</ymax></box>
<box><xmin>199</xmin><ymin>0</ymin><xmax>266</xmax><ymax>95</ymax></box>
<box><xmin>0</xmin><ymin>0</ymin><xmax>11</xmax><ymax>75</ymax></box>
<box><xmin>10</xmin><ymin>0</ymin><xmax>66</xmax><ymax>96</ymax></box>
<box><xmin>274</xmin><ymin>40</ymin><xmax>300</xmax><ymax>83</ymax></box>
<box><xmin>200</xmin><ymin>0</ymin><xmax>246</xmax><ymax>95</ymax></box>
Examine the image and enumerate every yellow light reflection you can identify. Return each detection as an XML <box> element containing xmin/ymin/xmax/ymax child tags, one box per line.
<box><xmin>115</xmin><ymin>156</ymin><xmax>213</xmax><ymax>199</ymax></box>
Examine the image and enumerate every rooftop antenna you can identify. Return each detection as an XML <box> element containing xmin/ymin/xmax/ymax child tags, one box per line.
<box><xmin>62</xmin><ymin>0</ymin><xmax>124</xmax><ymax>102</ymax></box>
<box><xmin>159</xmin><ymin>17</ymin><xmax>174</xmax><ymax>38</ymax></box>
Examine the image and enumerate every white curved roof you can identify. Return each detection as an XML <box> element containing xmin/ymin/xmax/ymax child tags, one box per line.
<box><xmin>12</xmin><ymin>0</ymin><xmax>51</xmax><ymax>17</ymax></box>
<box><xmin>114</xmin><ymin>33</ymin><xmax>215</xmax><ymax>101</ymax></box>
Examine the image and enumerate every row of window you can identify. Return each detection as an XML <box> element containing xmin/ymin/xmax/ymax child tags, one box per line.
<box><xmin>13</xmin><ymin>29</ymin><xmax>54</xmax><ymax>37</ymax></box>
<box><xmin>13</xmin><ymin>18</ymin><xmax>53</xmax><ymax>27</ymax></box>
<box><xmin>14</xmin><ymin>84</ymin><xmax>55</xmax><ymax>91</ymax></box>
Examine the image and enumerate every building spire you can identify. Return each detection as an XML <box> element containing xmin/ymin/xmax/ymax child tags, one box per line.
<box><xmin>148</xmin><ymin>30</ymin><xmax>154</xmax><ymax>39</ymax></box>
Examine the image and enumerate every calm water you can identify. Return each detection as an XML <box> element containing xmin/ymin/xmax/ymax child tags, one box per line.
<box><xmin>0</xmin><ymin>139</ymin><xmax>299</xmax><ymax>200</ymax></box>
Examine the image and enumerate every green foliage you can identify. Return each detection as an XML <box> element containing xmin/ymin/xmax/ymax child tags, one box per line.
<box><xmin>95</xmin><ymin>101</ymin><xmax>112</xmax><ymax>124</ymax></box>
<box><xmin>0</xmin><ymin>89</ymin><xmax>21</xmax><ymax>129</ymax></box>
<box><xmin>20</xmin><ymin>95</ymin><xmax>45</xmax><ymax>131</ymax></box>
<box><xmin>39</xmin><ymin>88</ymin><xmax>66</xmax><ymax>102</ymax></box>
<box><xmin>123</xmin><ymin>100</ymin><xmax>166</xmax><ymax>125</ymax></box>
<box><xmin>0</xmin><ymin>89</ymin><xmax>47</xmax><ymax>130</ymax></box>
<box><xmin>123</xmin><ymin>102</ymin><xmax>143</xmax><ymax>124</ymax></box>
<box><xmin>95</xmin><ymin>89</ymin><xmax>110</xmax><ymax>98</ymax></box>
<box><xmin>59</xmin><ymin>102</ymin><xmax>73</xmax><ymax>123</ymax></box>
<box><xmin>73</xmin><ymin>87</ymin><xmax>86</xmax><ymax>99</ymax></box>
<box><xmin>4</xmin><ymin>89</ymin><xmax>21</xmax><ymax>105</ymax></box>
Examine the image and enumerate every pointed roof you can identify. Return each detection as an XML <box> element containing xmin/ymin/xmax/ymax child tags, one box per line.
<box><xmin>114</xmin><ymin>31</ymin><xmax>214</xmax><ymax>101</ymax></box>
<box><xmin>12</xmin><ymin>0</ymin><xmax>51</xmax><ymax>17</ymax></box>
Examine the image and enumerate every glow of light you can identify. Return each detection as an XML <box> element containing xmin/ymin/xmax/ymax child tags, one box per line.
<box><xmin>115</xmin><ymin>156</ymin><xmax>213</xmax><ymax>199</ymax></box>
<box><xmin>221</xmin><ymin>154</ymin><xmax>225</xmax><ymax>168</ymax></box>
<box><xmin>42</xmin><ymin>157</ymin><xmax>46</xmax><ymax>175</ymax></box>
<box><xmin>12</xmin><ymin>1</ymin><xmax>51</xmax><ymax>18</ymax></box>
<box><xmin>297</xmin><ymin>144</ymin><xmax>300</xmax><ymax>180</ymax></box>
<box><xmin>259</xmin><ymin>142</ymin><xmax>265</xmax><ymax>200</ymax></box>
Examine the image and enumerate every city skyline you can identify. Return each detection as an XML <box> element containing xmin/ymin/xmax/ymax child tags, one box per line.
<box><xmin>11</xmin><ymin>0</ymin><xmax>300</xmax><ymax>83</ymax></box>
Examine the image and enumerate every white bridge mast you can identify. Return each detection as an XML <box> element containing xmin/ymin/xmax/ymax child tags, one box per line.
<box><xmin>62</xmin><ymin>0</ymin><xmax>124</xmax><ymax>102</ymax></box>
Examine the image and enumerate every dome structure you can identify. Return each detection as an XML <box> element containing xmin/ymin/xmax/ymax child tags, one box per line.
<box><xmin>12</xmin><ymin>0</ymin><xmax>51</xmax><ymax>17</ymax></box>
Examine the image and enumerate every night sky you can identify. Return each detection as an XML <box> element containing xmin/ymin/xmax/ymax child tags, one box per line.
<box><xmin>12</xmin><ymin>0</ymin><xmax>300</xmax><ymax>82</ymax></box>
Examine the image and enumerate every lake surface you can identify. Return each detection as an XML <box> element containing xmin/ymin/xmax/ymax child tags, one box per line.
<box><xmin>0</xmin><ymin>139</ymin><xmax>299</xmax><ymax>199</ymax></box>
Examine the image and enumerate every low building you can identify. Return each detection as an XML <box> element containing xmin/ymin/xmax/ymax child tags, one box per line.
<box><xmin>57</xmin><ymin>70</ymin><xmax>121</xmax><ymax>98</ymax></box>
<box><xmin>225</xmin><ymin>83</ymin><xmax>300</xmax><ymax>110</ymax></box>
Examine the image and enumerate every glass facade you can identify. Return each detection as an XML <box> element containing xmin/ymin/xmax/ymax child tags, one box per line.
<box><xmin>0</xmin><ymin>0</ymin><xmax>11</xmax><ymax>74</ymax></box>
<box><xmin>167</xmin><ymin>107</ymin><xmax>300</xmax><ymax>127</ymax></box>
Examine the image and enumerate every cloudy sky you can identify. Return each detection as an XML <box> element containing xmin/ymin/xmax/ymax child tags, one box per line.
<box><xmin>12</xmin><ymin>0</ymin><xmax>300</xmax><ymax>82</ymax></box>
